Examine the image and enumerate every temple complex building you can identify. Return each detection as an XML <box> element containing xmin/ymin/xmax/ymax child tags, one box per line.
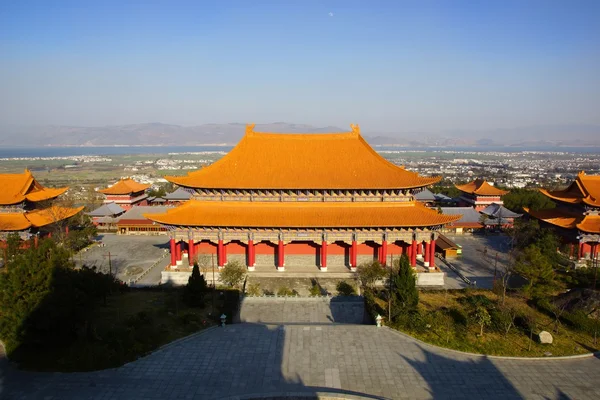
<box><xmin>526</xmin><ymin>171</ymin><xmax>600</xmax><ymax>260</ymax></box>
<box><xmin>99</xmin><ymin>178</ymin><xmax>149</xmax><ymax>210</ymax></box>
<box><xmin>0</xmin><ymin>170</ymin><xmax>83</xmax><ymax>241</ymax></box>
<box><xmin>146</xmin><ymin>124</ymin><xmax>460</xmax><ymax>274</ymax></box>
<box><xmin>455</xmin><ymin>179</ymin><xmax>508</xmax><ymax>211</ymax></box>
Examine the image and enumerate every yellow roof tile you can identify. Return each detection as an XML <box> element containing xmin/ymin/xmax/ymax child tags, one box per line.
<box><xmin>144</xmin><ymin>200</ymin><xmax>461</xmax><ymax>228</ymax></box>
<box><xmin>24</xmin><ymin>206</ymin><xmax>85</xmax><ymax>228</ymax></box>
<box><xmin>99</xmin><ymin>179</ymin><xmax>150</xmax><ymax>195</ymax></box>
<box><xmin>167</xmin><ymin>124</ymin><xmax>440</xmax><ymax>190</ymax></box>
<box><xmin>0</xmin><ymin>213</ymin><xmax>32</xmax><ymax>231</ymax></box>
<box><xmin>524</xmin><ymin>207</ymin><xmax>583</xmax><ymax>230</ymax></box>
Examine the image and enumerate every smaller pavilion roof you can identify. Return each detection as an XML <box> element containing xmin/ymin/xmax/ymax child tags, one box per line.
<box><xmin>480</xmin><ymin>203</ymin><xmax>522</xmax><ymax>219</ymax></box>
<box><xmin>148</xmin><ymin>196</ymin><xmax>167</xmax><ymax>203</ymax></box>
<box><xmin>440</xmin><ymin>207</ymin><xmax>483</xmax><ymax>228</ymax></box>
<box><xmin>99</xmin><ymin>179</ymin><xmax>150</xmax><ymax>195</ymax></box>
<box><xmin>539</xmin><ymin>171</ymin><xmax>600</xmax><ymax>207</ymax></box>
<box><xmin>414</xmin><ymin>188</ymin><xmax>436</xmax><ymax>202</ymax></box>
<box><xmin>455</xmin><ymin>179</ymin><xmax>509</xmax><ymax>196</ymax></box>
<box><xmin>164</xmin><ymin>187</ymin><xmax>193</xmax><ymax>201</ymax></box>
<box><xmin>87</xmin><ymin>202</ymin><xmax>126</xmax><ymax>217</ymax></box>
<box><xmin>525</xmin><ymin>207</ymin><xmax>600</xmax><ymax>234</ymax></box>
<box><xmin>117</xmin><ymin>206</ymin><xmax>173</xmax><ymax>225</ymax></box>
<box><xmin>436</xmin><ymin>234</ymin><xmax>459</xmax><ymax>251</ymax></box>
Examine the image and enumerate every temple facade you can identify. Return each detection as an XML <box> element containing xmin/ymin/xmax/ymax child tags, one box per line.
<box><xmin>0</xmin><ymin>170</ymin><xmax>83</xmax><ymax>242</ymax></box>
<box><xmin>526</xmin><ymin>171</ymin><xmax>600</xmax><ymax>260</ymax></box>
<box><xmin>99</xmin><ymin>178</ymin><xmax>149</xmax><ymax>210</ymax></box>
<box><xmin>146</xmin><ymin>124</ymin><xmax>460</xmax><ymax>272</ymax></box>
<box><xmin>455</xmin><ymin>179</ymin><xmax>508</xmax><ymax>211</ymax></box>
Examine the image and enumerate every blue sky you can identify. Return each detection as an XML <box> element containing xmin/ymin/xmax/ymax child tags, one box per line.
<box><xmin>1</xmin><ymin>0</ymin><xmax>599</xmax><ymax>133</ymax></box>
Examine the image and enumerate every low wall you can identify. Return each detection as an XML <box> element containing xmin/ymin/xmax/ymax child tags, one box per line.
<box><xmin>161</xmin><ymin>270</ymin><xmax>221</xmax><ymax>286</ymax></box>
<box><xmin>416</xmin><ymin>272</ymin><xmax>445</xmax><ymax>286</ymax></box>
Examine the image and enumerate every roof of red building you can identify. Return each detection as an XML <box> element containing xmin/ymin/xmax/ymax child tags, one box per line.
<box><xmin>99</xmin><ymin>178</ymin><xmax>150</xmax><ymax>195</ymax></box>
<box><xmin>144</xmin><ymin>200</ymin><xmax>460</xmax><ymax>229</ymax></box>
<box><xmin>455</xmin><ymin>179</ymin><xmax>509</xmax><ymax>196</ymax></box>
<box><xmin>539</xmin><ymin>171</ymin><xmax>600</xmax><ymax>207</ymax></box>
<box><xmin>166</xmin><ymin>124</ymin><xmax>440</xmax><ymax>190</ymax></box>
<box><xmin>0</xmin><ymin>170</ymin><xmax>68</xmax><ymax>205</ymax></box>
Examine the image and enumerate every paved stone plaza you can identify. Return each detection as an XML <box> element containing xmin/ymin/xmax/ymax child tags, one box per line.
<box><xmin>2</xmin><ymin>321</ymin><xmax>600</xmax><ymax>399</ymax></box>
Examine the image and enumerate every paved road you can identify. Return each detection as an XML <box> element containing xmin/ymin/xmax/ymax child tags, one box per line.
<box><xmin>2</xmin><ymin>323</ymin><xmax>599</xmax><ymax>399</ymax></box>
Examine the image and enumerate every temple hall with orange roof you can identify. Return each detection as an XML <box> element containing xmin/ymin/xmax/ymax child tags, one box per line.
<box><xmin>145</xmin><ymin>124</ymin><xmax>461</xmax><ymax>277</ymax></box>
<box><xmin>526</xmin><ymin>171</ymin><xmax>600</xmax><ymax>260</ymax></box>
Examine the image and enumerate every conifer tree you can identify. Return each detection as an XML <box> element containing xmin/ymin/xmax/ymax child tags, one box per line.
<box><xmin>392</xmin><ymin>254</ymin><xmax>419</xmax><ymax>313</ymax></box>
<box><xmin>183</xmin><ymin>263</ymin><xmax>208</xmax><ymax>307</ymax></box>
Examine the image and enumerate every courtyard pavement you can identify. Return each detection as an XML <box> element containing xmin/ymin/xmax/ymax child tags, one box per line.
<box><xmin>75</xmin><ymin>234</ymin><xmax>170</xmax><ymax>284</ymax></box>
<box><xmin>2</xmin><ymin>323</ymin><xmax>600</xmax><ymax>399</ymax></box>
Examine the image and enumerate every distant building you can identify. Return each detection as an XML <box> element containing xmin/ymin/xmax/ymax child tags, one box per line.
<box><xmin>163</xmin><ymin>187</ymin><xmax>193</xmax><ymax>204</ymax></box>
<box><xmin>455</xmin><ymin>179</ymin><xmax>509</xmax><ymax>211</ymax></box>
<box><xmin>87</xmin><ymin>202</ymin><xmax>126</xmax><ymax>230</ymax></box>
<box><xmin>480</xmin><ymin>203</ymin><xmax>522</xmax><ymax>228</ymax></box>
<box><xmin>414</xmin><ymin>188</ymin><xmax>436</xmax><ymax>206</ymax></box>
<box><xmin>439</xmin><ymin>207</ymin><xmax>483</xmax><ymax>234</ymax></box>
<box><xmin>526</xmin><ymin>171</ymin><xmax>599</xmax><ymax>260</ymax></box>
<box><xmin>116</xmin><ymin>206</ymin><xmax>171</xmax><ymax>235</ymax></box>
<box><xmin>99</xmin><ymin>178</ymin><xmax>149</xmax><ymax>210</ymax></box>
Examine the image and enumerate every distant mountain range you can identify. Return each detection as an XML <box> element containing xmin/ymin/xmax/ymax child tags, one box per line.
<box><xmin>1</xmin><ymin>122</ymin><xmax>599</xmax><ymax>147</ymax></box>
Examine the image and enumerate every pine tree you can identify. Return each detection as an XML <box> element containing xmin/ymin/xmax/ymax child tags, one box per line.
<box><xmin>183</xmin><ymin>263</ymin><xmax>208</xmax><ymax>307</ymax></box>
<box><xmin>391</xmin><ymin>254</ymin><xmax>419</xmax><ymax>316</ymax></box>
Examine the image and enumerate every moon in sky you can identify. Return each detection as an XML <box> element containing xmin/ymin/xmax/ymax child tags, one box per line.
<box><xmin>328</xmin><ymin>12</ymin><xmax>334</xmax><ymax>17</ymax></box>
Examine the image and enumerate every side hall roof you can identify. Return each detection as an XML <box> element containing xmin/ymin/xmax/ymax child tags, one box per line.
<box><xmin>440</xmin><ymin>207</ymin><xmax>482</xmax><ymax>228</ymax></box>
<box><xmin>99</xmin><ymin>178</ymin><xmax>150</xmax><ymax>195</ymax></box>
<box><xmin>539</xmin><ymin>171</ymin><xmax>600</xmax><ymax>207</ymax></box>
<box><xmin>0</xmin><ymin>205</ymin><xmax>84</xmax><ymax>231</ymax></box>
<box><xmin>167</xmin><ymin>124</ymin><xmax>440</xmax><ymax>190</ymax></box>
<box><xmin>144</xmin><ymin>200</ymin><xmax>461</xmax><ymax>229</ymax></box>
<box><xmin>87</xmin><ymin>202</ymin><xmax>126</xmax><ymax>217</ymax></box>
<box><xmin>480</xmin><ymin>203</ymin><xmax>522</xmax><ymax>219</ymax></box>
<box><xmin>455</xmin><ymin>179</ymin><xmax>509</xmax><ymax>196</ymax></box>
<box><xmin>0</xmin><ymin>170</ymin><xmax>68</xmax><ymax>205</ymax></box>
<box><xmin>525</xmin><ymin>207</ymin><xmax>600</xmax><ymax>234</ymax></box>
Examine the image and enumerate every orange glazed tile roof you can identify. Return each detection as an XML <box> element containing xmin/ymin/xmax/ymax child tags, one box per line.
<box><xmin>539</xmin><ymin>171</ymin><xmax>600</xmax><ymax>207</ymax></box>
<box><xmin>455</xmin><ymin>179</ymin><xmax>509</xmax><ymax>196</ymax></box>
<box><xmin>144</xmin><ymin>200</ymin><xmax>461</xmax><ymax>228</ymax></box>
<box><xmin>166</xmin><ymin>124</ymin><xmax>440</xmax><ymax>190</ymax></box>
<box><xmin>576</xmin><ymin>215</ymin><xmax>600</xmax><ymax>234</ymax></box>
<box><xmin>99</xmin><ymin>179</ymin><xmax>150</xmax><ymax>195</ymax></box>
<box><xmin>0</xmin><ymin>170</ymin><xmax>69</xmax><ymax>205</ymax></box>
<box><xmin>0</xmin><ymin>206</ymin><xmax>84</xmax><ymax>231</ymax></box>
<box><xmin>524</xmin><ymin>207</ymin><xmax>582</xmax><ymax>230</ymax></box>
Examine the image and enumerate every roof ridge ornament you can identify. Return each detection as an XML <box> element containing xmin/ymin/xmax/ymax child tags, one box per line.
<box><xmin>246</xmin><ymin>123</ymin><xmax>256</xmax><ymax>136</ymax></box>
<box><xmin>350</xmin><ymin>123</ymin><xmax>360</xmax><ymax>135</ymax></box>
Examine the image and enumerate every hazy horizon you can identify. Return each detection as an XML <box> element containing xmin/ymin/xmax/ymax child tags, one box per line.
<box><xmin>1</xmin><ymin>1</ymin><xmax>600</xmax><ymax>136</ymax></box>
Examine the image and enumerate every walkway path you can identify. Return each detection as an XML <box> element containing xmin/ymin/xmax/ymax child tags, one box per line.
<box><xmin>2</xmin><ymin>323</ymin><xmax>599</xmax><ymax>399</ymax></box>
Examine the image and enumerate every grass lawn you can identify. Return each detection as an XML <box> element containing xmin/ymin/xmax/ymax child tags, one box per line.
<box><xmin>379</xmin><ymin>289</ymin><xmax>600</xmax><ymax>357</ymax></box>
<box><xmin>11</xmin><ymin>288</ymin><xmax>232</xmax><ymax>372</ymax></box>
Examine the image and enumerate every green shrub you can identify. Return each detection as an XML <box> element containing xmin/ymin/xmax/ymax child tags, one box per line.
<box><xmin>219</xmin><ymin>261</ymin><xmax>247</xmax><ymax>288</ymax></box>
<box><xmin>336</xmin><ymin>281</ymin><xmax>356</xmax><ymax>296</ymax></box>
<box><xmin>246</xmin><ymin>283</ymin><xmax>261</xmax><ymax>296</ymax></box>
<box><xmin>277</xmin><ymin>286</ymin><xmax>297</xmax><ymax>296</ymax></box>
<box><xmin>356</xmin><ymin>260</ymin><xmax>387</xmax><ymax>288</ymax></box>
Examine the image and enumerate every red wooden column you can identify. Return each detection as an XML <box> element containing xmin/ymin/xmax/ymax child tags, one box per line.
<box><xmin>424</xmin><ymin>241</ymin><xmax>430</xmax><ymax>267</ymax></box>
<box><xmin>277</xmin><ymin>240</ymin><xmax>285</xmax><ymax>271</ymax></box>
<box><xmin>410</xmin><ymin>239</ymin><xmax>417</xmax><ymax>267</ymax></box>
<box><xmin>247</xmin><ymin>239</ymin><xmax>255</xmax><ymax>271</ymax></box>
<box><xmin>416</xmin><ymin>241</ymin><xmax>423</xmax><ymax>259</ymax></box>
<box><xmin>170</xmin><ymin>238</ymin><xmax>176</xmax><ymax>266</ymax></box>
<box><xmin>188</xmin><ymin>239</ymin><xmax>194</xmax><ymax>266</ymax></box>
<box><xmin>579</xmin><ymin>242</ymin><xmax>585</xmax><ymax>259</ymax></box>
<box><xmin>217</xmin><ymin>239</ymin><xmax>224</xmax><ymax>268</ymax></box>
<box><xmin>34</xmin><ymin>235</ymin><xmax>39</xmax><ymax>249</ymax></box>
<box><xmin>430</xmin><ymin>238</ymin><xmax>436</xmax><ymax>268</ymax></box>
<box><xmin>65</xmin><ymin>226</ymin><xmax>69</xmax><ymax>235</ymax></box>
<box><xmin>569</xmin><ymin>243</ymin><xmax>574</xmax><ymax>259</ymax></box>
<box><xmin>351</xmin><ymin>240</ymin><xmax>358</xmax><ymax>271</ymax></box>
<box><xmin>380</xmin><ymin>239</ymin><xmax>388</xmax><ymax>266</ymax></box>
<box><xmin>175</xmin><ymin>240</ymin><xmax>182</xmax><ymax>264</ymax></box>
<box><xmin>406</xmin><ymin>241</ymin><xmax>412</xmax><ymax>261</ymax></box>
<box><xmin>321</xmin><ymin>241</ymin><xmax>328</xmax><ymax>271</ymax></box>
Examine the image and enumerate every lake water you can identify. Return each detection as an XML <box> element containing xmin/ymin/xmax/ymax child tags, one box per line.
<box><xmin>1</xmin><ymin>145</ymin><xmax>599</xmax><ymax>158</ymax></box>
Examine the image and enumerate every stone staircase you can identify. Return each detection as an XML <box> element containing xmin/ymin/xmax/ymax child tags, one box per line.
<box><xmin>237</xmin><ymin>296</ymin><xmax>367</xmax><ymax>324</ymax></box>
